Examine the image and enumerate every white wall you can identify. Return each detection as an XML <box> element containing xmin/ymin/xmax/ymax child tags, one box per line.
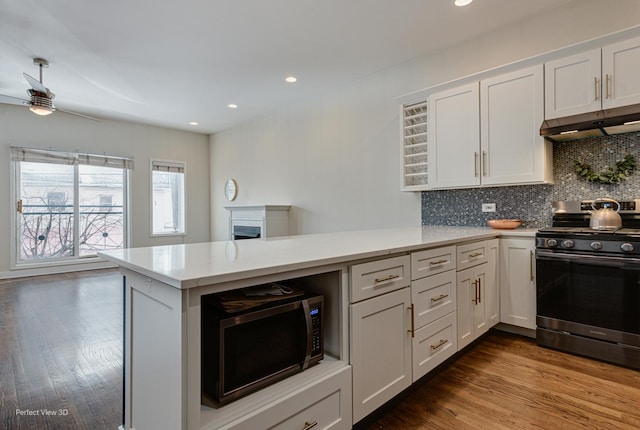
<box><xmin>209</xmin><ymin>0</ymin><xmax>640</xmax><ymax>241</ymax></box>
<box><xmin>0</xmin><ymin>104</ymin><xmax>210</xmax><ymax>277</ymax></box>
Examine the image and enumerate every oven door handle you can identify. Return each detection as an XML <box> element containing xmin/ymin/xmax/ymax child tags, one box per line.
<box><xmin>536</xmin><ymin>249</ymin><xmax>640</xmax><ymax>268</ymax></box>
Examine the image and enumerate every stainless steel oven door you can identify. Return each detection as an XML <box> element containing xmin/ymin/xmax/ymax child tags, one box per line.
<box><xmin>536</xmin><ymin>249</ymin><xmax>640</xmax><ymax>347</ymax></box>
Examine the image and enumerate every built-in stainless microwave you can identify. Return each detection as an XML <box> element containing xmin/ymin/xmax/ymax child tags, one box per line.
<box><xmin>201</xmin><ymin>292</ymin><xmax>323</xmax><ymax>405</ymax></box>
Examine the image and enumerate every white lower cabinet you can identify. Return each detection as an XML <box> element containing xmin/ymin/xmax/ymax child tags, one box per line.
<box><xmin>456</xmin><ymin>239</ymin><xmax>499</xmax><ymax>350</ymax></box>
<box><xmin>411</xmin><ymin>270</ymin><xmax>456</xmax><ymax>329</ymax></box>
<box><xmin>350</xmin><ymin>287</ymin><xmax>412</xmax><ymax>424</ymax></box>
<box><xmin>350</xmin><ymin>241</ymin><xmax>501</xmax><ymax>423</ymax></box>
<box><xmin>457</xmin><ymin>263</ymin><xmax>488</xmax><ymax>349</ymax></box>
<box><xmin>410</xmin><ymin>250</ymin><xmax>458</xmax><ymax>382</ymax></box>
<box><xmin>500</xmin><ymin>237</ymin><xmax>537</xmax><ymax>330</ymax></box>
<box><xmin>412</xmin><ymin>311</ymin><xmax>457</xmax><ymax>381</ymax></box>
<box><xmin>227</xmin><ymin>365</ymin><xmax>352</xmax><ymax>430</ymax></box>
<box><xmin>485</xmin><ymin>239</ymin><xmax>500</xmax><ymax>328</ymax></box>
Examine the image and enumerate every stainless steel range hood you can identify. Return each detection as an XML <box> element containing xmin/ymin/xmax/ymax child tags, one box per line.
<box><xmin>540</xmin><ymin>103</ymin><xmax>640</xmax><ymax>142</ymax></box>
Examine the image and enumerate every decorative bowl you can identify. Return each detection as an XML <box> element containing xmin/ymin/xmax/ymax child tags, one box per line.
<box><xmin>487</xmin><ymin>219</ymin><xmax>522</xmax><ymax>229</ymax></box>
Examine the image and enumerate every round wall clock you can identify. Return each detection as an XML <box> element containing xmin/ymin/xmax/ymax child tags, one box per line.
<box><xmin>224</xmin><ymin>179</ymin><xmax>237</xmax><ymax>201</ymax></box>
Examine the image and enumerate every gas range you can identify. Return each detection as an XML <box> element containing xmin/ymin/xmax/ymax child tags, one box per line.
<box><xmin>536</xmin><ymin>199</ymin><xmax>640</xmax><ymax>256</ymax></box>
<box><xmin>535</xmin><ymin>199</ymin><xmax>640</xmax><ymax>370</ymax></box>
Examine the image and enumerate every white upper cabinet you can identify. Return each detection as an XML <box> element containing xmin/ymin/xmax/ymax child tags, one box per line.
<box><xmin>481</xmin><ymin>65</ymin><xmax>552</xmax><ymax>186</ymax></box>
<box><xmin>428</xmin><ymin>82</ymin><xmax>480</xmax><ymax>189</ymax></box>
<box><xmin>545</xmin><ymin>36</ymin><xmax>640</xmax><ymax>119</ymax></box>
<box><xmin>426</xmin><ymin>66</ymin><xmax>551</xmax><ymax>190</ymax></box>
<box><xmin>544</xmin><ymin>49</ymin><xmax>602</xmax><ymax>119</ymax></box>
<box><xmin>602</xmin><ymin>36</ymin><xmax>640</xmax><ymax>109</ymax></box>
<box><xmin>400</xmin><ymin>33</ymin><xmax>640</xmax><ymax>191</ymax></box>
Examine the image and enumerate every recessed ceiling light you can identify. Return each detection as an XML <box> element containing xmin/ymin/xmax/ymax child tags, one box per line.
<box><xmin>189</xmin><ymin>121</ymin><xmax>198</xmax><ymax>126</ymax></box>
<box><xmin>228</xmin><ymin>104</ymin><xmax>238</xmax><ymax>109</ymax></box>
<box><xmin>454</xmin><ymin>0</ymin><xmax>473</xmax><ymax>6</ymax></box>
<box><xmin>285</xmin><ymin>76</ymin><xmax>297</xmax><ymax>83</ymax></box>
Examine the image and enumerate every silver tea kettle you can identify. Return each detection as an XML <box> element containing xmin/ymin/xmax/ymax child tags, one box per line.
<box><xmin>589</xmin><ymin>198</ymin><xmax>622</xmax><ymax>230</ymax></box>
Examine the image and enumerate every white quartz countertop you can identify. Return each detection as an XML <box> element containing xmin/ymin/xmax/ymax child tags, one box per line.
<box><xmin>98</xmin><ymin>226</ymin><xmax>536</xmax><ymax>289</ymax></box>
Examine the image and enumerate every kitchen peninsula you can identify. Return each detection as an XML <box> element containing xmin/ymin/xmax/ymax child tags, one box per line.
<box><xmin>99</xmin><ymin>226</ymin><xmax>534</xmax><ymax>430</ymax></box>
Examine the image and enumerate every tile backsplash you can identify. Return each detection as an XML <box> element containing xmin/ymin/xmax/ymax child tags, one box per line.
<box><xmin>421</xmin><ymin>131</ymin><xmax>640</xmax><ymax>228</ymax></box>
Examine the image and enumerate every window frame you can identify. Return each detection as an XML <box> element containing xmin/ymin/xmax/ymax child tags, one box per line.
<box><xmin>9</xmin><ymin>146</ymin><xmax>132</xmax><ymax>269</ymax></box>
<box><xmin>150</xmin><ymin>159</ymin><xmax>187</xmax><ymax>237</ymax></box>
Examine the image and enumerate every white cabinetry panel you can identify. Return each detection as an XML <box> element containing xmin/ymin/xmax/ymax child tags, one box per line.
<box><xmin>411</xmin><ymin>245</ymin><xmax>456</xmax><ymax>279</ymax></box>
<box><xmin>481</xmin><ymin>65</ymin><xmax>551</xmax><ymax>186</ymax></box>
<box><xmin>125</xmin><ymin>271</ymin><xmax>184</xmax><ymax>430</ymax></box>
<box><xmin>545</xmin><ymin>36</ymin><xmax>640</xmax><ymax>118</ymax></box>
<box><xmin>223</xmin><ymin>365</ymin><xmax>352</xmax><ymax>430</ymax></box>
<box><xmin>602</xmin><ymin>36</ymin><xmax>640</xmax><ymax>109</ymax></box>
<box><xmin>428</xmin><ymin>82</ymin><xmax>480</xmax><ymax>188</ymax></box>
<box><xmin>350</xmin><ymin>287</ymin><xmax>412</xmax><ymax>423</ymax></box>
<box><xmin>412</xmin><ymin>312</ymin><xmax>457</xmax><ymax>381</ymax></box>
<box><xmin>456</xmin><ymin>239</ymin><xmax>499</xmax><ymax>351</ymax></box>
<box><xmin>545</xmin><ymin>49</ymin><xmax>601</xmax><ymax>119</ymax></box>
<box><xmin>500</xmin><ymin>238</ymin><xmax>536</xmax><ymax>330</ymax></box>
<box><xmin>411</xmin><ymin>270</ymin><xmax>456</xmax><ymax>329</ymax></box>
<box><xmin>350</xmin><ymin>255</ymin><xmax>410</xmax><ymax>303</ymax></box>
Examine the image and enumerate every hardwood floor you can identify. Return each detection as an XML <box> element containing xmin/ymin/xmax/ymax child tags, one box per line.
<box><xmin>2</xmin><ymin>270</ymin><xmax>639</xmax><ymax>430</ymax></box>
<box><xmin>0</xmin><ymin>269</ymin><xmax>122</xmax><ymax>430</ymax></box>
<box><xmin>361</xmin><ymin>331</ymin><xmax>640</xmax><ymax>430</ymax></box>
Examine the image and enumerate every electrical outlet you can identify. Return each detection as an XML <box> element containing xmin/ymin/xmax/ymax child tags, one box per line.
<box><xmin>482</xmin><ymin>203</ymin><xmax>496</xmax><ymax>213</ymax></box>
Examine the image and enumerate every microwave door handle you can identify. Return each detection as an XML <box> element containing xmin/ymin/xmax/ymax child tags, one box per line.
<box><xmin>301</xmin><ymin>299</ymin><xmax>312</xmax><ymax>370</ymax></box>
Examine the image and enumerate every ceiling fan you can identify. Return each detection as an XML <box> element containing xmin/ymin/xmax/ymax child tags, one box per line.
<box><xmin>0</xmin><ymin>58</ymin><xmax>98</xmax><ymax>120</ymax></box>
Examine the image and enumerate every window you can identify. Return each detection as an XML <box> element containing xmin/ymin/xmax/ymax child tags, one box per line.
<box><xmin>11</xmin><ymin>146</ymin><xmax>132</xmax><ymax>265</ymax></box>
<box><xmin>151</xmin><ymin>160</ymin><xmax>185</xmax><ymax>235</ymax></box>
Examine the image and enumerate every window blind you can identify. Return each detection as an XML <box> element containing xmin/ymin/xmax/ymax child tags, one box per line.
<box><xmin>151</xmin><ymin>160</ymin><xmax>185</xmax><ymax>173</ymax></box>
<box><xmin>10</xmin><ymin>146</ymin><xmax>134</xmax><ymax>170</ymax></box>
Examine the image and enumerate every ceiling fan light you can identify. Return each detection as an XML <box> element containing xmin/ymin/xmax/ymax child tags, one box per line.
<box><xmin>29</xmin><ymin>91</ymin><xmax>54</xmax><ymax>116</ymax></box>
<box><xmin>29</xmin><ymin>105</ymin><xmax>53</xmax><ymax>116</ymax></box>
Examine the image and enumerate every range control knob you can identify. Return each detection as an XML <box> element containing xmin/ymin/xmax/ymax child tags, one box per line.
<box><xmin>621</xmin><ymin>242</ymin><xmax>634</xmax><ymax>252</ymax></box>
<box><xmin>562</xmin><ymin>239</ymin><xmax>575</xmax><ymax>248</ymax></box>
<box><xmin>590</xmin><ymin>241</ymin><xmax>603</xmax><ymax>250</ymax></box>
<box><xmin>547</xmin><ymin>239</ymin><xmax>558</xmax><ymax>247</ymax></box>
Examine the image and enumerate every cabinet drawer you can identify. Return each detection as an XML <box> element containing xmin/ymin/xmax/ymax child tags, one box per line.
<box><xmin>350</xmin><ymin>255</ymin><xmax>410</xmax><ymax>302</ymax></box>
<box><xmin>411</xmin><ymin>246</ymin><xmax>456</xmax><ymax>280</ymax></box>
<box><xmin>457</xmin><ymin>241</ymin><xmax>488</xmax><ymax>271</ymax></box>
<box><xmin>411</xmin><ymin>270</ymin><xmax>456</xmax><ymax>329</ymax></box>
<box><xmin>228</xmin><ymin>365</ymin><xmax>352</xmax><ymax>430</ymax></box>
<box><xmin>270</xmin><ymin>372</ymin><xmax>350</xmax><ymax>430</ymax></box>
<box><xmin>412</xmin><ymin>312</ymin><xmax>457</xmax><ymax>382</ymax></box>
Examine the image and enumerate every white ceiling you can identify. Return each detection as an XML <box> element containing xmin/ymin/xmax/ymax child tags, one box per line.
<box><xmin>0</xmin><ymin>0</ymin><xmax>571</xmax><ymax>134</ymax></box>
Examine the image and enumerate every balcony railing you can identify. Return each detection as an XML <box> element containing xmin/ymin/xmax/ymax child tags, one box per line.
<box><xmin>20</xmin><ymin>204</ymin><xmax>125</xmax><ymax>261</ymax></box>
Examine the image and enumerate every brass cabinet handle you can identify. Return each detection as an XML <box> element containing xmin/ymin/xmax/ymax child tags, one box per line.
<box><xmin>374</xmin><ymin>274</ymin><xmax>400</xmax><ymax>283</ymax></box>
<box><xmin>469</xmin><ymin>252</ymin><xmax>483</xmax><ymax>258</ymax></box>
<box><xmin>408</xmin><ymin>305</ymin><xmax>415</xmax><ymax>338</ymax></box>
<box><xmin>482</xmin><ymin>151</ymin><xmax>487</xmax><ymax>176</ymax></box>
<box><xmin>606</xmin><ymin>74</ymin><xmax>611</xmax><ymax>99</ymax></box>
<box><xmin>303</xmin><ymin>421</ymin><xmax>318</xmax><ymax>430</ymax></box>
<box><xmin>474</xmin><ymin>152</ymin><xmax>479</xmax><ymax>177</ymax></box>
<box><xmin>431</xmin><ymin>339</ymin><xmax>448</xmax><ymax>351</ymax></box>
<box><xmin>595</xmin><ymin>76</ymin><xmax>599</xmax><ymax>101</ymax></box>
<box><xmin>530</xmin><ymin>250</ymin><xmax>534</xmax><ymax>281</ymax></box>
<box><xmin>431</xmin><ymin>294</ymin><xmax>449</xmax><ymax>303</ymax></box>
<box><xmin>429</xmin><ymin>259</ymin><xmax>448</xmax><ymax>266</ymax></box>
